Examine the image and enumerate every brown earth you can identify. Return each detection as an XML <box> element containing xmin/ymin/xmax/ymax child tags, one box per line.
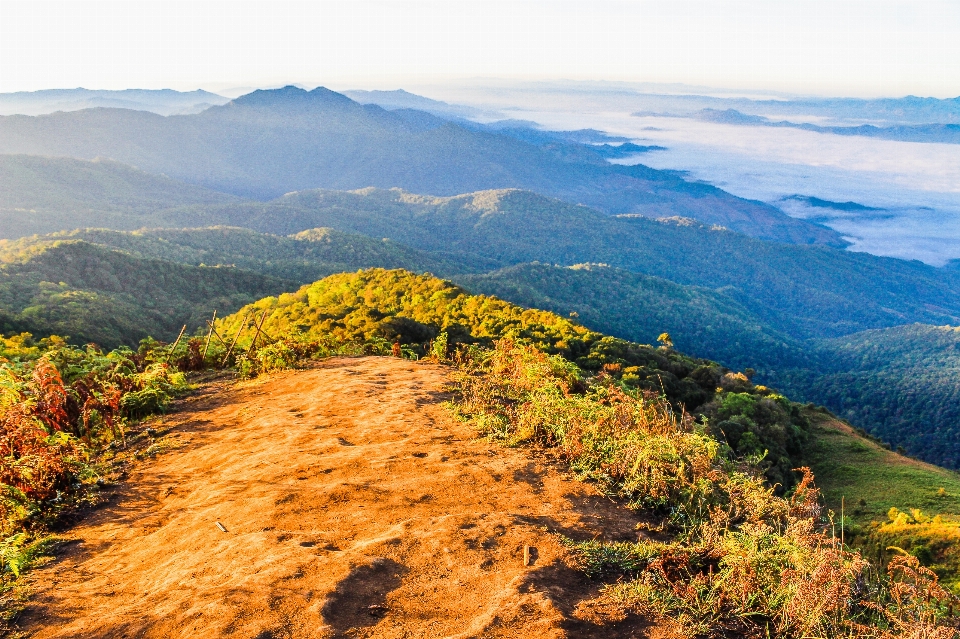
<box><xmin>20</xmin><ymin>356</ymin><xmax>673</xmax><ymax>639</ymax></box>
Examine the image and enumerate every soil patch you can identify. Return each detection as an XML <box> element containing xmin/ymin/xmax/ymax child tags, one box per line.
<box><xmin>20</xmin><ymin>357</ymin><xmax>671</xmax><ymax>638</ymax></box>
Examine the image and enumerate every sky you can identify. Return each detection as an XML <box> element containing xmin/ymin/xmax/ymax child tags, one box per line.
<box><xmin>0</xmin><ymin>0</ymin><xmax>958</xmax><ymax>97</ymax></box>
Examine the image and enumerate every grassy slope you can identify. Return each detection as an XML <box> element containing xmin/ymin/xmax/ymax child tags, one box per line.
<box><xmin>456</xmin><ymin>261</ymin><xmax>960</xmax><ymax>468</ymax></box>
<box><xmin>804</xmin><ymin>412</ymin><xmax>960</xmax><ymax>526</ymax></box>
<box><xmin>215</xmin><ymin>267</ymin><xmax>960</xmax><ymax>557</ymax></box>
<box><xmin>217</xmin><ymin>268</ymin><xmax>823</xmax><ymax>489</ymax></box>
<box><xmin>214</xmin><ymin>267</ymin><xmax>725</xmax><ymax>410</ymax></box>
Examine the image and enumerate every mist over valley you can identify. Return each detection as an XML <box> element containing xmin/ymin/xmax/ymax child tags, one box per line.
<box><xmin>407</xmin><ymin>81</ymin><xmax>960</xmax><ymax>265</ymax></box>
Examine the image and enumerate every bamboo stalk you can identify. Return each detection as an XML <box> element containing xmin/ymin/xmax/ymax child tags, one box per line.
<box><xmin>246</xmin><ymin>310</ymin><xmax>269</xmax><ymax>356</ymax></box>
<box><xmin>201</xmin><ymin>310</ymin><xmax>217</xmax><ymax>360</ymax></box>
<box><xmin>165</xmin><ymin>324</ymin><xmax>187</xmax><ymax>364</ymax></box>
<box><xmin>206</xmin><ymin>321</ymin><xmax>227</xmax><ymax>346</ymax></box>
<box><xmin>221</xmin><ymin>311</ymin><xmax>250</xmax><ymax>365</ymax></box>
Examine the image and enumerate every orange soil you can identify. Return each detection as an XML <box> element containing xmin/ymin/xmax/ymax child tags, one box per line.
<box><xmin>22</xmin><ymin>357</ymin><xmax>670</xmax><ymax>638</ymax></box>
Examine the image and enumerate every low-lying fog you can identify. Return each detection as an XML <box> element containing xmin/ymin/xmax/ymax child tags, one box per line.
<box><xmin>418</xmin><ymin>84</ymin><xmax>960</xmax><ymax>266</ymax></box>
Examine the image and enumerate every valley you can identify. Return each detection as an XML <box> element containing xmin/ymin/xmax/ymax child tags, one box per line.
<box><xmin>410</xmin><ymin>82</ymin><xmax>960</xmax><ymax>265</ymax></box>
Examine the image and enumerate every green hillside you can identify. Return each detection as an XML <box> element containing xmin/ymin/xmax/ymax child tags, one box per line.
<box><xmin>456</xmin><ymin>261</ymin><xmax>809</xmax><ymax>371</ymax></box>
<box><xmin>262</xmin><ymin>188</ymin><xmax>960</xmax><ymax>340</ymax></box>
<box><xmin>4</xmin><ymin>218</ymin><xmax>960</xmax><ymax>468</ymax></box>
<box><xmin>780</xmin><ymin>325</ymin><xmax>960</xmax><ymax>468</ymax></box>
<box><xmin>0</xmin><ymin>86</ymin><xmax>842</xmax><ymax>245</ymax></box>
<box><xmin>0</xmin><ymin>224</ymin><xmax>493</xmax><ymax>347</ymax></box>
<box><xmin>0</xmin><ymin>240</ymin><xmax>290</xmax><ymax>346</ymax></box>
<box><xmin>4</xmin><ymin>212</ymin><xmax>960</xmax><ymax>468</ymax></box>
<box><xmin>6</xmin><ymin>226</ymin><xmax>477</xmax><ymax>282</ymax></box>
<box><xmin>0</xmin><ymin>154</ymin><xmax>238</xmax><ymax>239</ymax></box>
<box><xmin>805</xmin><ymin>414</ymin><xmax>960</xmax><ymax>525</ymax></box>
<box><xmin>452</xmin><ymin>260</ymin><xmax>960</xmax><ymax>468</ymax></box>
<box><xmin>211</xmin><ymin>267</ymin><xmax>960</xmax><ymax>598</ymax></box>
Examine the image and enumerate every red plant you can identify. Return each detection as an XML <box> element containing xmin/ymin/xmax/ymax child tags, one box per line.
<box><xmin>0</xmin><ymin>403</ymin><xmax>79</xmax><ymax>502</ymax></box>
<box><xmin>172</xmin><ymin>338</ymin><xmax>206</xmax><ymax>372</ymax></box>
<box><xmin>30</xmin><ymin>359</ymin><xmax>69</xmax><ymax>433</ymax></box>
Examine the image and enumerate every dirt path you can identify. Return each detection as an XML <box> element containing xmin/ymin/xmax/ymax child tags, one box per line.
<box><xmin>21</xmin><ymin>357</ymin><xmax>665</xmax><ymax>639</ymax></box>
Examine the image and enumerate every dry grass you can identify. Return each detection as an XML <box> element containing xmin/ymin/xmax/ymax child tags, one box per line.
<box><xmin>450</xmin><ymin>340</ymin><xmax>960</xmax><ymax>638</ymax></box>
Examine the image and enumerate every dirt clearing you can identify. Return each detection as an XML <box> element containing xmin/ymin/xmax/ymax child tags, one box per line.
<box><xmin>21</xmin><ymin>357</ymin><xmax>668</xmax><ymax>638</ymax></box>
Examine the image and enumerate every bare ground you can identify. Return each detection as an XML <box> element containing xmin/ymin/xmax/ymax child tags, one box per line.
<box><xmin>19</xmin><ymin>357</ymin><xmax>672</xmax><ymax>639</ymax></box>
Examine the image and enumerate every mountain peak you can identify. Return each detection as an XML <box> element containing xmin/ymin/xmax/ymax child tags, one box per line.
<box><xmin>229</xmin><ymin>85</ymin><xmax>357</xmax><ymax>109</ymax></box>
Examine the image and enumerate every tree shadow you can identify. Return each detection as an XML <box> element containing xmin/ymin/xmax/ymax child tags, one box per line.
<box><xmin>524</xmin><ymin>559</ymin><xmax>656</xmax><ymax>639</ymax></box>
<box><xmin>320</xmin><ymin>557</ymin><xmax>407</xmax><ymax>637</ymax></box>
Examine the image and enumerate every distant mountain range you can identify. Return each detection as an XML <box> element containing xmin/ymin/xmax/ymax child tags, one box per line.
<box><xmin>0</xmin><ymin>88</ymin><xmax>230</xmax><ymax>116</ymax></box>
<box><xmin>781</xmin><ymin>195</ymin><xmax>883</xmax><ymax>212</ymax></box>
<box><xmin>630</xmin><ymin>93</ymin><xmax>960</xmax><ymax>126</ymax></box>
<box><xmin>696</xmin><ymin>108</ymin><xmax>960</xmax><ymax>144</ymax></box>
<box><xmin>342</xmin><ymin>88</ymin><xmax>487</xmax><ymax>120</ymax></box>
<box><xmin>0</xmin><ymin>86</ymin><xmax>843</xmax><ymax>246</ymax></box>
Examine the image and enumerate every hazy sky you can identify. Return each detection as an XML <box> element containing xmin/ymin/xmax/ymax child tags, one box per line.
<box><xmin>1</xmin><ymin>0</ymin><xmax>958</xmax><ymax>97</ymax></box>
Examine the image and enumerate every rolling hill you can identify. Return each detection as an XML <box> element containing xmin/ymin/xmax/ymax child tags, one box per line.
<box><xmin>0</xmin><ymin>86</ymin><xmax>842</xmax><ymax>245</ymax></box>
<box><xmin>10</xmin><ymin>226</ymin><xmax>480</xmax><ymax>281</ymax></box>
<box><xmin>220</xmin><ymin>187</ymin><xmax>960</xmax><ymax>340</ymax></box>
<box><xmin>0</xmin><ymin>155</ymin><xmax>239</xmax><ymax>239</ymax></box>
<box><xmin>3</xmin><ymin>181</ymin><xmax>960</xmax><ymax>466</ymax></box>
<box><xmin>0</xmin><ymin>239</ymin><xmax>289</xmax><ymax>346</ymax></box>
<box><xmin>0</xmin><ymin>225</ymin><xmax>488</xmax><ymax>347</ymax></box>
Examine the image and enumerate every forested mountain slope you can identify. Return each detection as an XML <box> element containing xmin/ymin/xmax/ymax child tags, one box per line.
<box><xmin>221</xmin><ymin>187</ymin><xmax>960</xmax><ymax>340</ymax></box>
<box><xmin>0</xmin><ymin>240</ymin><xmax>288</xmax><ymax>346</ymax></box>
<box><xmin>9</xmin><ymin>195</ymin><xmax>960</xmax><ymax>345</ymax></box>
<box><xmin>7</xmin><ymin>226</ymin><xmax>481</xmax><ymax>281</ymax></box>
<box><xmin>0</xmin><ymin>86</ymin><xmax>842</xmax><ymax>245</ymax></box>
<box><xmin>0</xmin><ymin>225</ymin><xmax>490</xmax><ymax>347</ymax></box>
<box><xmin>0</xmin><ymin>155</ymin><xmax>238</xmax><ymax>238</ymax></box>
<box><xmin>457</xmin><ymin>261</ymin><xmax>808</xmax><ymax>371</ymax></box>
<box><xmin>779</xmin><ymin>324</ymin><xmax>960</xmax><ymax>468</ymax></box>
<box><xmin>456</xmin><ymin>258</ymin><xmax>960</xmax><ymax>466</ymax></box>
